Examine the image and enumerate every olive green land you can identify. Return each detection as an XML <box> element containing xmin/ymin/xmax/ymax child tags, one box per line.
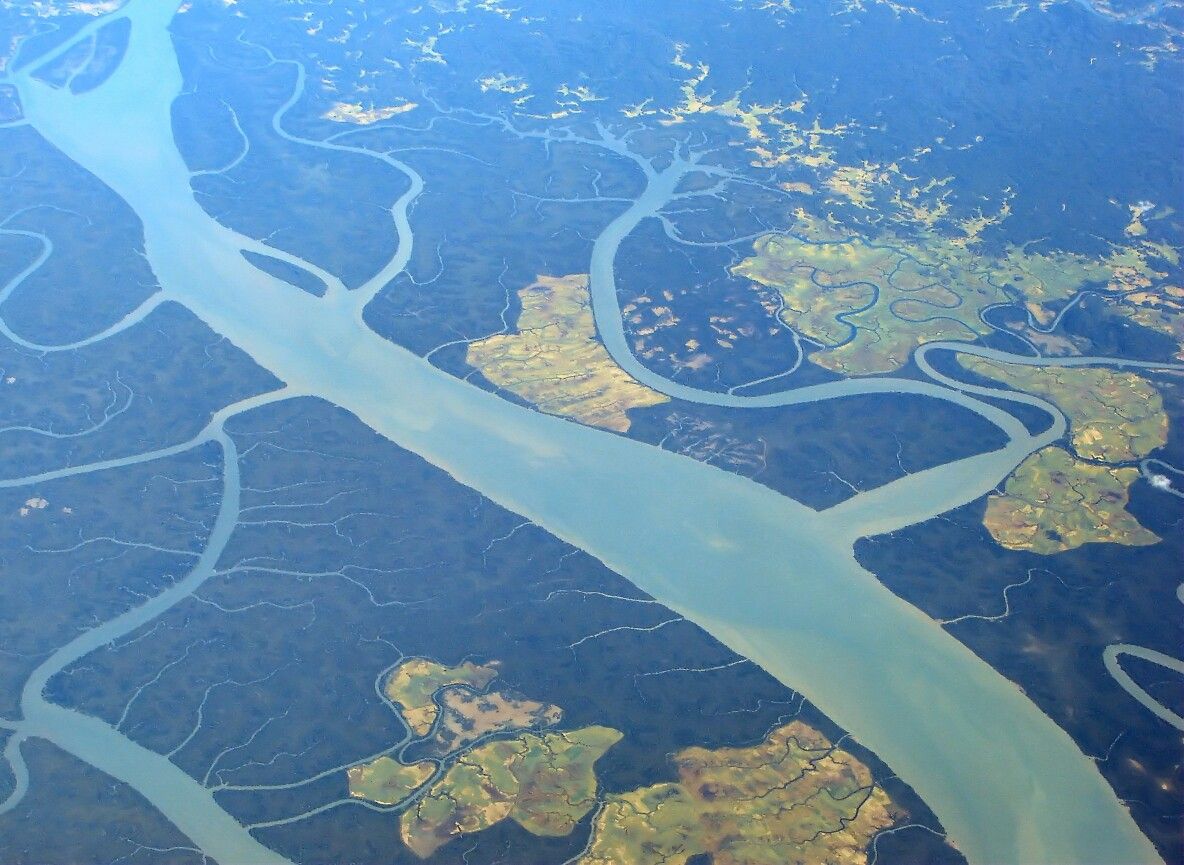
<box><xmin>985</xmin><ymin>447</ymin><xmax>1159</xmax><ymax>554</ymax></box>
<box><xmin>467</xmin><ymin>274</ymin><xmax>669</xmax><ymax>431</ymax></box>
<box><xmin>960</xmin><ymin>359</ymin><xmax>1168</xmax><ymax>553</ymax></box>
<box><xmin>578</xmin><ymin>720</ymin><xmax>901</xmax><ymax>865</ymax></box>
<box><xmin>346</xmin><ymin>757</ymin><xmax>434</xmax><ymax>806</ymax></box>
<box><xmin>732</xmin><ymin>214</ymin><xmax>1175</xmax><ymax>375</ymax></box>
<box><xmin>401</xmin><ymin>726</ymin><xmax>623</xmax><ymax>858</ymax></box>
<box><xmin>958</xmin><ymin>357</ymin><xmax>1167</xmax><ymax>462</ymax></box>
<box><xmin>384</xmin><ymin>658</ymin><xmax>500</xmax><ymax>736</ymax></box>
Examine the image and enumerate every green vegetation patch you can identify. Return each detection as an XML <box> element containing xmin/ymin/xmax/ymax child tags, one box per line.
<box><xmin>401</xmin><ymin>726</ymin><xmax>623</xmax><ymax>858</ymax></box>
<box><xmin>985</xmin><ymin>447</ymin><xmax>1159</xmax><ymax>554</ymax></box>
<box><xmin>959</xmin><ymin>357</ymin><xmax>1167</xmax><ymax>462</ymax></box>
<box><xmin>384</xmin><ymin>658</ymin><xmax>500</xmax><ymax>736</ymax></box>
<box><xmin>732</xmin><ymin>213</ymin><xmax>1173</xmax><ymax>376</ymax></box>
<box><xmin>466</xmin><ymin>274</ymin><xmax>669</xmax><ymax>432</ymax></box>
<box><xmin>577</xmin><ymin>720</ymin><xmax>901</xmax><ymax>865</ymax></box>
<box><xmin>346</xmin><ymin>756</ymin><xmax>434</xmax><ymax>806</ymax></box>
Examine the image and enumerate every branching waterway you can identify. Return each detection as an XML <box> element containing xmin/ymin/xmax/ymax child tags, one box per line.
<box><xmin>0</xmin><ymin>2</ymin><xmax>1169</xmax><ymax>863</ymax></box>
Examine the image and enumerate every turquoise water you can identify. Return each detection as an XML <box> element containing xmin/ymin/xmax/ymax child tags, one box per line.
<box><xmin>5</xmin><ymin>2</ymin><xmax>1165</xmax><ymax>863</ymax></box>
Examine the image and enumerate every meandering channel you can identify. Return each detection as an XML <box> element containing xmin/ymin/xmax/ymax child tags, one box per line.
<box><xmin>3</xmin><ymin>2</ymin><xmax>1164</xmax><ymax>864</ymax></box>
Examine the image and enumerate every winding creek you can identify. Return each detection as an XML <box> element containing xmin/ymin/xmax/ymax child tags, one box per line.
<box><xmin>0</xmin><ymin>2</ymin><xmax>1171</xmax><ymax>863</ymax></box>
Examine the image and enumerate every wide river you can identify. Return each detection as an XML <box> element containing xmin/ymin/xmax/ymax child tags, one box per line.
<box><xmin>4</xmin><ymin>2</ymin><xmax>1163</xmax><ymax>863</ymax></box>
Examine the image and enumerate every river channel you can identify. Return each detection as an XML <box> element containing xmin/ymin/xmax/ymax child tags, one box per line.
<box><xmin>3</xmin><ymin>3</ymin><xmax>1164</xmax><ymax>863</ymax></box>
